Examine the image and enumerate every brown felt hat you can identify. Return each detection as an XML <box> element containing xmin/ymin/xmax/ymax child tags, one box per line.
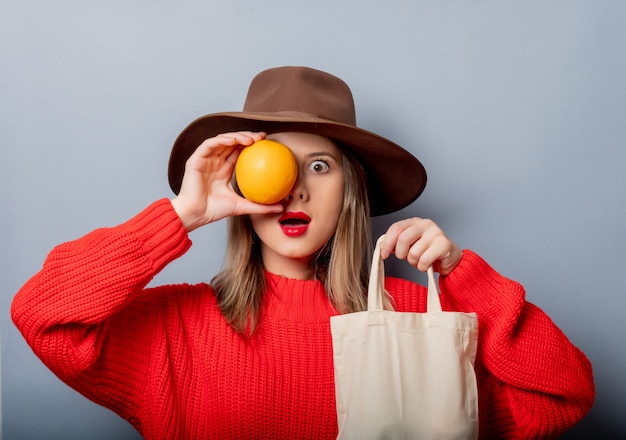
<box><xmin>168</xmin><ymin>66</ymin><xmax>427</xmax><ymax>216</ymax></box>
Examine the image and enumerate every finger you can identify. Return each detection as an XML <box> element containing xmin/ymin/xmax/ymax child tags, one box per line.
<box><xmin>413</xmin><ymin>234</ymin><xmax>448</xmax><ymax>272</ymax></box>
<box><xmin>395</xmin><ymin>226</ymin><xmax>427</xmax><ymax>261</ymax></box>
<box><xmin>192</xmin><ymin>131</ymin><xmax>266</xmax><ymax>159</ymax></box>
<box><xmin>218</xmin><ymin>131</ymin><xmax>266</xmax><ymax>148</ymax></box>
<box><xmin>234</xmin><ymin>199</ymin><xmax>284</xmax><ymax>217</ymax></box>
<box><xmin>224</xmin><ymin>145</ymin><xmax>241</xmax><ymax>167</ymax></box>
<box><xmin>188</xmin><ymin>139</ymin><xmax>232</xmax><ymax>163</ymax></box>
<box><xmin>380</xmin><ymin>218</ymin><xmax>420</xmax><ymax>259</ymax></box>
<box><xmin>217</xmin><ymin>132</ymin><xmax>266</xmax><ymax>161</ymax></box>
<box><xmin>386</xmin><ymin>218</ymin><xmax>434</xmax><ymax>261</ymax></box>
<box><xmin>405</xmin><ymin>235</ymin><xmax>431</xmax><ymax>268</ymax></box>
<box><xmin>237</xmin><ymin>131</ymin><xmax>267</xmax><ymax>141</ymax></box>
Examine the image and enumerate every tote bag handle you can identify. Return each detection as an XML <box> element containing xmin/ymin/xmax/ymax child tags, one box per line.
<box><xmin>367</xmin><ymin>235</ymin><xmax>443</xmax><ymax>313</ymax></box>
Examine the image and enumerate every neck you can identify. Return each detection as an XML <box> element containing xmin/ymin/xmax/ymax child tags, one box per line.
<box><xmin>261</xmin><ymin>251</ymin><xmax>315</xmax><ymax>280</ymax></box>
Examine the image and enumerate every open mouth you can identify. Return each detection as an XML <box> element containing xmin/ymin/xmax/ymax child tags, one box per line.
<box><xmin>279</xmin><ymin>212</ymin><xmax>311</xmax><ymax>237</ymax></box>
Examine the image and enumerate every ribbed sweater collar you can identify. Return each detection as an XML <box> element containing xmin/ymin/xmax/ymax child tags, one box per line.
<box><xmin>262</xmin><ymin>272</ymin><xmax>340</xmax><ymax>322</ymax></box>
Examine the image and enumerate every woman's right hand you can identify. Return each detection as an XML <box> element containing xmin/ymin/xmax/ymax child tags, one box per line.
<box><xmin>170</xmin><ymin>131</ymin><xmax>284</xmax><ymax>232</ymax></box>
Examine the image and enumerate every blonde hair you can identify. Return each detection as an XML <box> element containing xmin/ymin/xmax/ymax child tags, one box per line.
<box><xmin>212</xmin><ymin>148</ymin><xmax>390</xmax><ymax>334</ymax></box>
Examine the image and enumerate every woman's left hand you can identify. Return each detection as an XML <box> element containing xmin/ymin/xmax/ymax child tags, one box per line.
<box><xmin>380</xmin><ymin>218</ymin><xmax>463</xmax><ymax>276</ymax></box>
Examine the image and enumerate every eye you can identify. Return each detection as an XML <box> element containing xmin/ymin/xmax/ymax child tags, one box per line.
<box><xmin>309</xmin><ymin>159</ymin><xmax>330</xmax><ymax>173</ymax></box>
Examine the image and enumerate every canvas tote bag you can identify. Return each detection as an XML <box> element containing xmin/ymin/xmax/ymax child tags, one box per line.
<box><xmin>330</xmin><ymin>235</ymin><xmax>479</xmax><ymax>439</ymax></box>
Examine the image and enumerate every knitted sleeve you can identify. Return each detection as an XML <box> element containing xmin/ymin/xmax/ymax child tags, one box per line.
<box><xmin>10</xmin><ymin>199</ymin><xmax>191</xmax><ymax>424</ymax></box>
<box><xmin>440</xmin><ymin>250</ymin><xmax>595</xmax><ymax>438</ymax></box>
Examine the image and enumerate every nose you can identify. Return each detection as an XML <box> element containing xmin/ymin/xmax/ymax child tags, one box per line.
<box><xmin>285</xmin><ymin>174</ymin><xmax>309</xmax><ymax>202</ymax></box>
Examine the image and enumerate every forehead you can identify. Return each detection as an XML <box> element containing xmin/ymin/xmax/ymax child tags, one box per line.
<box><xmin>267</xmin><ymin>132</ymin><xmax>341</xmax><ymax>156</ymax></box>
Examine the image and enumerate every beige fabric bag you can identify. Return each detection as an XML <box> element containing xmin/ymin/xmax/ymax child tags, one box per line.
<box><xmin>331</xmin><ymin>235</ymin><xmax>479</xmax><ymax>439</ymax></box>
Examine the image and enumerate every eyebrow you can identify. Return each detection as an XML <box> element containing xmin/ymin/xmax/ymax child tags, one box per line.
<box><xmin>304</xmin><ymin>151</ymin><xmax>340</xmax><ymax>161</ymax></box>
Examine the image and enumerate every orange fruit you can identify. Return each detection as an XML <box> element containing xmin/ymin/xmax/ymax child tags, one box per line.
<box><xmin>235</xmin><ymin>139</ymin><xmax>298</xmax><ymax>204</ymax></box>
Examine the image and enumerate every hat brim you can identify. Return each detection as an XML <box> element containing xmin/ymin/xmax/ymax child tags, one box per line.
<box><xmin>168</xmin><ymin>111</ymin><xmax>427</xmax><ymax>216</ymax></box>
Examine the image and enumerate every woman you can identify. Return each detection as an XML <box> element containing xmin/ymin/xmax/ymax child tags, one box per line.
<box><xmin>12</xmin><ymin>66</ymin><xmax>594</xmax><ymax>439</ymax></box>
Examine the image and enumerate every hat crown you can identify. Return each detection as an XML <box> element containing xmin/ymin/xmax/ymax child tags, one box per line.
<box><xmin>243</xmin><ymin>66</ymin><xmax>357</xmax><ymax>126</ymax></box>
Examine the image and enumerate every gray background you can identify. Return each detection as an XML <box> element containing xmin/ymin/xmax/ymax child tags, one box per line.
<box><xmin>2</xmin><ymin>1</ymin><xmax>625</xmax><ymax>438</ymax></box>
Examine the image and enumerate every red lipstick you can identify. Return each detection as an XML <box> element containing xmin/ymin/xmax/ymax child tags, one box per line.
<box><xmin>279</xmin><ymin>212</ymin><xmax>311</xmax><ymax>237</ymax></box>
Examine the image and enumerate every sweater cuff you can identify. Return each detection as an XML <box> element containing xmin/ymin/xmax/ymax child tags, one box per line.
<box><xmin>440</xmin><ymin>250</ymin><xmax>525</xmax><ymax>318</ymax></box>
<box><xmin>120</xmin><ymin>199</ymin><xmax>192</xmax><ymax>273</ymax></box>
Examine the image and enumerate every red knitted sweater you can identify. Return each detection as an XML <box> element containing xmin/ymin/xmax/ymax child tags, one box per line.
<box><xmin>11</xmin><ymin>199</ymin><xmax>594</xmax><ymax>439</ymax></box>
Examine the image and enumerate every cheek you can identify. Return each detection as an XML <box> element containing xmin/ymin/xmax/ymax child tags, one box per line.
<box><xmin>330</xmin><ymin>178</ymin><xmax>345</xmax><ymax>214</ymax></box>
<box><xmin>319</xmin><ymin>179</ymin><xmax>345</xmax><ymax>225</ymax></box>
<box><xmin>249</xmin><ymin>215</ymin><xmax>274</xmax><ymax>238</ymax></box>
